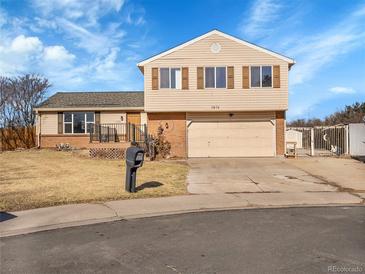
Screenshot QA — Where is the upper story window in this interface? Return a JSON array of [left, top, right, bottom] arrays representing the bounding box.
[[250, 66, 272, 88], [64, 112, 94, 134], [205, 67, 226, 88], [160, 68, 181, 89]]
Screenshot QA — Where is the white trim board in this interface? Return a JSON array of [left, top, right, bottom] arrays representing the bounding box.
[[137, 30, 295, 67]]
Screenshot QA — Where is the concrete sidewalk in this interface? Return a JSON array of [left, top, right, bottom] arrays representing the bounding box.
[[1, 192, 363, 237]]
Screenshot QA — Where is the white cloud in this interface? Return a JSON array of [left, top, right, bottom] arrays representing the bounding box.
[[0, 35, 44, 74], [239, 0, 282, 39], [10, 35, 43, 53], [0, 1, 149, 91], [329, 86, 356, 94], [43, 46, 76, 63], [55, 18, 125, 56], [31, 0, 124, 26], [287, 7, 365, 86]]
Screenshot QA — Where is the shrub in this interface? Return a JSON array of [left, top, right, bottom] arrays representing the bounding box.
[[153, 125, 171, 159]]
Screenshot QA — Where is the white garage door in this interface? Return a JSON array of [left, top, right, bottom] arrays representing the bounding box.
[[188, 120, 275, 157]]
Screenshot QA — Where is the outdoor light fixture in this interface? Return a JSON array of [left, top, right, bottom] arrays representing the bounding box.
[[165, 122, 169, 129], [121, 116, 124, 121]]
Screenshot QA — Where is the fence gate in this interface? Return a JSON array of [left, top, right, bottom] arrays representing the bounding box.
[[286, 125, 348, 156]]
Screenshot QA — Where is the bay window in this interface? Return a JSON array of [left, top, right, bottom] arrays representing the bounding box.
[[160, 68, 181, 89], [205, 67, 226, 88], [250, 66, 272, 88], [64, 112, 95, 134]]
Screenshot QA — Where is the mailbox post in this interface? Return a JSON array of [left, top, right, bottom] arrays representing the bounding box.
[[125, 146, 145, 192]]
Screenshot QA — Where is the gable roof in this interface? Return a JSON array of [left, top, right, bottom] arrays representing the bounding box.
[[36, 91, 144, 110], [137, 29, 295, 67]]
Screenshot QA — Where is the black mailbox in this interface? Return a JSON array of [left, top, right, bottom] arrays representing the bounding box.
[[125, 146, 145, 192]]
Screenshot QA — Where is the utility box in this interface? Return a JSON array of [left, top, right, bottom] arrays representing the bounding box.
[[125, 146, 145, 192]]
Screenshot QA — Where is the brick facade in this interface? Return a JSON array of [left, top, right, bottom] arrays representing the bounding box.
[[147, 113, 187, 158], [40, 135, 130, 149], [275, 111, 286, 155], [40, 135, 90, 148]]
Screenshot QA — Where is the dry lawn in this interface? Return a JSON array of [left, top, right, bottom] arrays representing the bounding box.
[[0, 149, 189, 212]]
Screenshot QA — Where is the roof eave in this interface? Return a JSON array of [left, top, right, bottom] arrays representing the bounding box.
[[34, 106, 145, 112]]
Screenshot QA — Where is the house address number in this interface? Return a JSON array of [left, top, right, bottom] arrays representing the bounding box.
[[211, 105, 220, 110]]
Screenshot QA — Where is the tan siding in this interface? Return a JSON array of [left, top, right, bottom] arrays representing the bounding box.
[[41, 112, 58, 134], [100, 111, 126, 124], [144, 33, 288, 112]]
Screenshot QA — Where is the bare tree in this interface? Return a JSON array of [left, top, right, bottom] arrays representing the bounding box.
[[0, 74, 51, 150], [288, 102, 365, 127]]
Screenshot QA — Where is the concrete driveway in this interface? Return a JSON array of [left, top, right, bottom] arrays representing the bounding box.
[[187, 158, 337, 194]]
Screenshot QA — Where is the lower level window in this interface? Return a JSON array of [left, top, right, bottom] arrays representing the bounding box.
[[64, 112, 94, 134]]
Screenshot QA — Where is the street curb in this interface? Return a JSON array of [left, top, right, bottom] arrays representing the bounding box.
[[1, 203, 364, 238]]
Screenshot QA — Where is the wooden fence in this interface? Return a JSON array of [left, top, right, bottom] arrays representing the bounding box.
[[0, 126, 36, 151]]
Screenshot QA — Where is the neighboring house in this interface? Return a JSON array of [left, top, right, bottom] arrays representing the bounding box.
[[35, 29, 295, 158]]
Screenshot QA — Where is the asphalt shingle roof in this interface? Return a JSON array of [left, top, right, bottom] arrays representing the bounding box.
[[38, 91, 144, 108]]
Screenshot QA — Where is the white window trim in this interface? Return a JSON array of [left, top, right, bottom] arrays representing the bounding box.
[[159, 67, 182, 90], [63, 112, 95, 134], [204, 66, 227, 89], [249, 65, 273, 88]]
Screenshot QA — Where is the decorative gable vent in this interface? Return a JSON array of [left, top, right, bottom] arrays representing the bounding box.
[[210, 42, 221, 53]]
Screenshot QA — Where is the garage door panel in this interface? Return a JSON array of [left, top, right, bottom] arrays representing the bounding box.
[[188, 121, 274, 157]]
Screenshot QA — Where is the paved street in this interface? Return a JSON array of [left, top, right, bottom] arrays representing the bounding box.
[[1, 206, 365, 274]]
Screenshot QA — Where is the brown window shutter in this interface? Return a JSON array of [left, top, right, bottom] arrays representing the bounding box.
[[273, 65, 280, 88], [57, 112, 63, 134], [95, 112, 100, 124], [152, 67, 159, 90], [197, 67, 204, 89], [227, 66, 234, 89], [242, 66, 249, 89], [182, 67, 189, 89]]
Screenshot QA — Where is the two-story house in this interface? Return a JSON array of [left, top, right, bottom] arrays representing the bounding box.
[[35, 30, 295, 158]]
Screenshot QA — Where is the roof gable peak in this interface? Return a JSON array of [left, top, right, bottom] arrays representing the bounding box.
[[137, 29, 295, 67]]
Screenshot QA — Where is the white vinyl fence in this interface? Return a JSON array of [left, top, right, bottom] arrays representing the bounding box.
[[348, 123, 365, 156]]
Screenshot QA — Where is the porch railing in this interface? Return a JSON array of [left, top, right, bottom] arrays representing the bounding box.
[[89, 123, 148, 143]]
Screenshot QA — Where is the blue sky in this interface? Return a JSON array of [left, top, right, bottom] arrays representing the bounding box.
[[0, 0, 364, 121]]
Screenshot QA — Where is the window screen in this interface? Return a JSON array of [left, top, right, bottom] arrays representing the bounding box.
[[251, 66, 260, 87], [160, 68, 169, 88], [262, 66, 272, 87], [205, 67, 215, 88], [216, 67, 226, 88]]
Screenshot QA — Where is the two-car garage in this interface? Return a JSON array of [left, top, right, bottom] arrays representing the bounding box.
[[187, 112, 276, 157]]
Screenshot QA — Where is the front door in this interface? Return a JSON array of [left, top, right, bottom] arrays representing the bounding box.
[[127, 113, 141, 125]]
